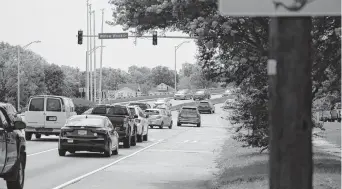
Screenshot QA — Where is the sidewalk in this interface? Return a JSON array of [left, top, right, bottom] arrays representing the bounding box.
[[210, 115, 341, 189]]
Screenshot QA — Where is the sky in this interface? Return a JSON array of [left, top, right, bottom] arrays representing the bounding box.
[[0, 0, 198, 72]]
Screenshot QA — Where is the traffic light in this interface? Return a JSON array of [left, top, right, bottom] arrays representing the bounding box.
[[152, 31, 157, 45], [78, 30, 83, 45]]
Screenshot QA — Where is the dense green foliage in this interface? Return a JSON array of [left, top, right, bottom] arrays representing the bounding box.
[[108, 0, 341, 151]]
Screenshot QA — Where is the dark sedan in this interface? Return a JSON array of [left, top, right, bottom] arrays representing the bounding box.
[[58, 115, 119, 157], [198, 100, 215, 114], [193, 90, 211, 100]]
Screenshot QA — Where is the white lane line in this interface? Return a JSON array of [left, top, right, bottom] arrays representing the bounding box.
[[183, 140, 189, 143], [191, 140, 197, 143], [51, 139, 164, 189], [28, 148, 57, 157]]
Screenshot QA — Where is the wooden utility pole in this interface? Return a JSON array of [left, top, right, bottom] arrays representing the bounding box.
[[268, 16, 313, 189]]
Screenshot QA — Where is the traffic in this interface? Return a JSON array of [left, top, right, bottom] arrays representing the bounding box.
[[0, 90, 224, 189]]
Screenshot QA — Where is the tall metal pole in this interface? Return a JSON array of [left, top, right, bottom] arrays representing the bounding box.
[[99, 9, 104, 104], [174, 47, 177, 92], [17, 47, 20, 111], [93, 10, 97, 103], [89, 5, 93, 102], [86, 0, 90, 100]]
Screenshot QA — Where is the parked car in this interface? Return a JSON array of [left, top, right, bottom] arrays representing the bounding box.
[[145, 108, 173, 129], [128, 105, 149, 142], [174, 89, 193, 100], [222, 97, 237, 109], [24, 95, 77, 140], [193, 89, 211, 100], [127, 102, 152, 111], [198, 100, 215, 114], [0, 104, 27, 189], [154, 98, 172, 108], [177, 106, 201, 127], [58, 115, 119, 157], [90, 105, 136, 148]]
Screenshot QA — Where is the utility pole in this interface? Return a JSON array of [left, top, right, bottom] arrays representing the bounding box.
[[86, 0, 90, 101], [269, 17, 313, 189], [89, 5, 93, 102], [174, 47, 177, 92], [99, 9, 104, 104], [93, 10, 97, 103]]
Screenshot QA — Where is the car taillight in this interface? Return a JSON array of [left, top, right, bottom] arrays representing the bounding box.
[[135, 119, 141, 123]]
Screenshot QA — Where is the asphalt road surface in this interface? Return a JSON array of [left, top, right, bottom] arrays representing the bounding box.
[[0, 95, 226, 189]]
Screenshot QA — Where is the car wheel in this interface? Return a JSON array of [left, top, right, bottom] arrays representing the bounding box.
[[169, 121, 173, 129], [6, 156, 25, 189], [112, 140, 119, 155], [150, 126, 153, 129], [69, 150, 75, 154], [137, 133, 143, 142], [123, 132, 131, 148], [131, 128, 137, 146], [104, 140, 112, 157], [25, 133, 32, 141], [58, 149, 66, 156], [197, 123, 201, 127], [177, 122, 181, 126], [143, 132, 148, 141], [35, 134, 41, 139], [159, 122, 164, 129]]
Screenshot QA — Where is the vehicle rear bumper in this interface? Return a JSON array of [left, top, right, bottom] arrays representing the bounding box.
[[198, 109, 212, 113], [174, 96, 186, 99], [25, 127, 61, 135], [148, 119, 163, 126], [178, 119, 200, 124], [59, 138, 106, 152]]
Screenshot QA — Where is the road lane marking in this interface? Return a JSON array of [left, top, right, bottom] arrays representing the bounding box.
[[146, 149, 214, 154], [51, 139, 164, 189], [28, 148, 58, 157], [183, 140, 189, 143]]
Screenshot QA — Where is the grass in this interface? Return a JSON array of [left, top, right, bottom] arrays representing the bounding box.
[[210, 113, 341, 189]]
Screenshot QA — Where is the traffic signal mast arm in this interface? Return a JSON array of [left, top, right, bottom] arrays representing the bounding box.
[[79, 34, 196, 39]]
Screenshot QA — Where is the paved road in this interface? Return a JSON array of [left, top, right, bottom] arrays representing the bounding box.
[[0, 96, 226, 189]]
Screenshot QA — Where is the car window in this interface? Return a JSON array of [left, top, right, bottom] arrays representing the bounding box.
[[107, 106, 129, 116], [46, 98, 62, 112], [129, 107, 136, 115], [145, 109, 160, 115], [92, 106, 108, 114], [29, 98, 45, 111], [180, 109, 198, 117], [0, 110, 9, 128], [199, 102, 210, 106], [138, 109, 145, 117]]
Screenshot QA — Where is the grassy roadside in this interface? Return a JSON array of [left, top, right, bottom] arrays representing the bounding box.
[[209, 112, 341, 189]]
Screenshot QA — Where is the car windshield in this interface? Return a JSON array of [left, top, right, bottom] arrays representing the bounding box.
[[129, 103, 148, 110], [180, 109, 198, 117], [199, 102, 210, 107], [196, 91, 205, 94], [91, 106, 109, 115], [66, 117, 104, 127], [145, 109, 160, 115]]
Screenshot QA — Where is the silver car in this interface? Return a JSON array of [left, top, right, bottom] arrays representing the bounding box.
[[145, 108, 173, 129], [154, 98, 172, 108]]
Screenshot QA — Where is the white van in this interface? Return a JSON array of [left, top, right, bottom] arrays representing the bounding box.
[[24, 95, 77, 140]]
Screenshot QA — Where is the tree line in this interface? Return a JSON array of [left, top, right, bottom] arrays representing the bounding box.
[[0, 42, 214, 109], [108, 0, 341, 151]]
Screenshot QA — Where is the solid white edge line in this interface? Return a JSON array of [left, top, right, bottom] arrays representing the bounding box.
[[51, 139, 164, 189], [27, 148, 58, 157]]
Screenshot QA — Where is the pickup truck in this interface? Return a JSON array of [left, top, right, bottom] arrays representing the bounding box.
[[90, 105, 137, 148], [0, 103, 27, 189]]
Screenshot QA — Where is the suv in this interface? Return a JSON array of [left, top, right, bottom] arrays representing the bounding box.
[[0, 103, 27, 189], [90, 105, 136, 148], [177, 106, 201, 127]]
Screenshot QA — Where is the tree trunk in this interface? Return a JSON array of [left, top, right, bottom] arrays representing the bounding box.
[[269, 17, 313, 189]]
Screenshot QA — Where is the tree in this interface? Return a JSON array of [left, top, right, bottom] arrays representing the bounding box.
[[44, 64, 65, 96], [60, 65, 82, 97], [150, 66, 177, 87], [179, 62, 194, 77], [128, 65, 151, 84], [178, 76, 192, 90]]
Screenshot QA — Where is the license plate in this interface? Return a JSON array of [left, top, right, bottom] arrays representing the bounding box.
[[67, 139, 73, 143], [78, 130, 87, 135], [47, 116, 57, 121]]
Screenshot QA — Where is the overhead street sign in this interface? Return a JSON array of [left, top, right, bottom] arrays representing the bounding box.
[[98, 33, 128, 39], [219, 0, 341, 16]]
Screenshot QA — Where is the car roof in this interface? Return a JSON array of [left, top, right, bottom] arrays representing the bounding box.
[[199, 100, 210, 103]]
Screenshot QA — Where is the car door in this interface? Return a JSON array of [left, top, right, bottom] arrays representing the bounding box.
[[106, 119, 116, 148], [0, 109, 17, 172], [25, 97, 45, 128], [0, 109, 7, 173], [45, 97, 66, 129]]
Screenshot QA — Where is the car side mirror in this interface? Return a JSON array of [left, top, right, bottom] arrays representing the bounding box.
[[13, 121, 26, 130], [134, 115, 138, 119]]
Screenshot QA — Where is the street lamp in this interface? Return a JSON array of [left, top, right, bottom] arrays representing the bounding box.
[[87, 45, 105, 103], [17, 40, 41, 111], [174, 41, 190, 92]]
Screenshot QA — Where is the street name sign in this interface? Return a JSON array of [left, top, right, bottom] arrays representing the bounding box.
[[98, 33, 129, 39], [219, 0, 341, 16]]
